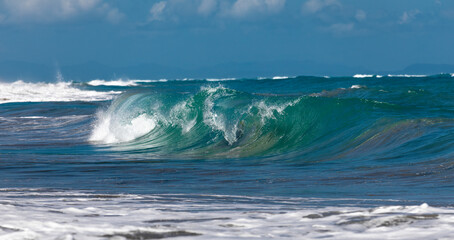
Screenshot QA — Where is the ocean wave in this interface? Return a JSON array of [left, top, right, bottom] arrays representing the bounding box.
[[205, 78, 237, 81], [387, 74, 427, 78], [272, 76, 290, 80], [353, 74, 432, 79], [350, 84, 366, 89], [353, 74, 374, 78], [0, 80, 120, 104], [90, 85, 435, 158], [87, 79, 140, 86], [89, 86, 315, 153], [87, 78, 168, 86], [82, 74, 454, 86]]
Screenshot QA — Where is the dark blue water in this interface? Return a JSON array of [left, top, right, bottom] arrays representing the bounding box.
[[1, 75, 453, 205]]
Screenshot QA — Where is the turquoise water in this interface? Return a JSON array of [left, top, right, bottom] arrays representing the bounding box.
[[0, 75, 453, 238]]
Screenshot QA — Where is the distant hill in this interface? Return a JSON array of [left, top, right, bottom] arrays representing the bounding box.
[[396, 64, 454, 75], [194, 60, 369, 78]]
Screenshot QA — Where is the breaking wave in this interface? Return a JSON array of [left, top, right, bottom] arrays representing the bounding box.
[[0, 80, 119, 104], [87, 78, 168, 86], [89, 85, 452, 159]]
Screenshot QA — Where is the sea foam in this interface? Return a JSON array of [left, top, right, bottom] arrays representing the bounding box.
[[206, 78, 237, 81], [387, 74, 427, 78], [272, 76, 290, 80], [90, 113, 156, 144], [87, 79, 140, 86], [87, 78, 168, 86], [1, 189, 454, 240], [353, 74, 374, 78], [0, 80, 119, 104]]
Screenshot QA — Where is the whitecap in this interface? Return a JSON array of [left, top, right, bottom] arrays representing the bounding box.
[[350, 85, 366, 89], [353, 74, 374, 78], [387, 74, 427, 78], [87, 78, 168, 86], [87, 79, 139, 86], [0, 80, 120, 104], [206, 78, 237, 81], [90, 113, 156, 144], [272, 76, 290, 80]]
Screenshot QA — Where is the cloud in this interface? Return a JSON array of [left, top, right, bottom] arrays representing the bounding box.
[[399, 9, 421, 24], [0, 0, 123, 24], [355, 10, 366, 22], [144, 0, 286, 23], [228, 0, 286, 18], [105, 6, 124, 23], [198, 0, 217, 16], [328, 22, 354, 33], [302, 0, 341, 14], [149, 1, 167, 22]]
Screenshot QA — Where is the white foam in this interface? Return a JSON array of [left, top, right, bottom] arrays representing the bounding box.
[[170, 101, 197, 133], [387, 74, 427, 78], [351, 85, 366, 89], [90, 113, 156, 144], [18, 116, 48, 119], [353, 74, 374, 78], [152, 79, 168, 82], [175, 78, 195, 81], [1, 189, 454, 240], [202, 86, 238, 145], [87, 78, 168, 86], [253, 98, 301, 123], [87, 79, 139, 86], [206, 78, 237, 81], [0, 80, 119, 104], [272, 76, 290, 80], [451, 73, 454, 77]]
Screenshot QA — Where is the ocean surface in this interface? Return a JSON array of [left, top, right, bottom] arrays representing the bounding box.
[[0, 74, 453, 239]]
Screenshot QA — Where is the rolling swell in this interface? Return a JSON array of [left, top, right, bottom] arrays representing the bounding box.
[[87, 85, 451, 160]]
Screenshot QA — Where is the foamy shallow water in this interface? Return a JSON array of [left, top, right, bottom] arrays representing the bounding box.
[[1, 189, 454, 240]]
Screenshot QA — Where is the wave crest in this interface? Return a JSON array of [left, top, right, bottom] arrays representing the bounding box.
[[90, 86, 390, 158], [0, 80, 119, 104]]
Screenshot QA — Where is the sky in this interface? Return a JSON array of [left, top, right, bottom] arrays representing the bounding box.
[[0, 0, 454, 74]]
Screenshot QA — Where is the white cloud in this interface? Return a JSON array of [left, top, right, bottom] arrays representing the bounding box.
[[143, 0, 285, 23], [105, 7, 124, 24], [198, 0, 217, 16], [0, 0, 123, 23], [149, 1, 167, 22], [328, 22, 354, 33], [302, 0, 341, 14], [399, 9, 420, 24], [228, 0, 286, 18], [355, 10, 366, 21]]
